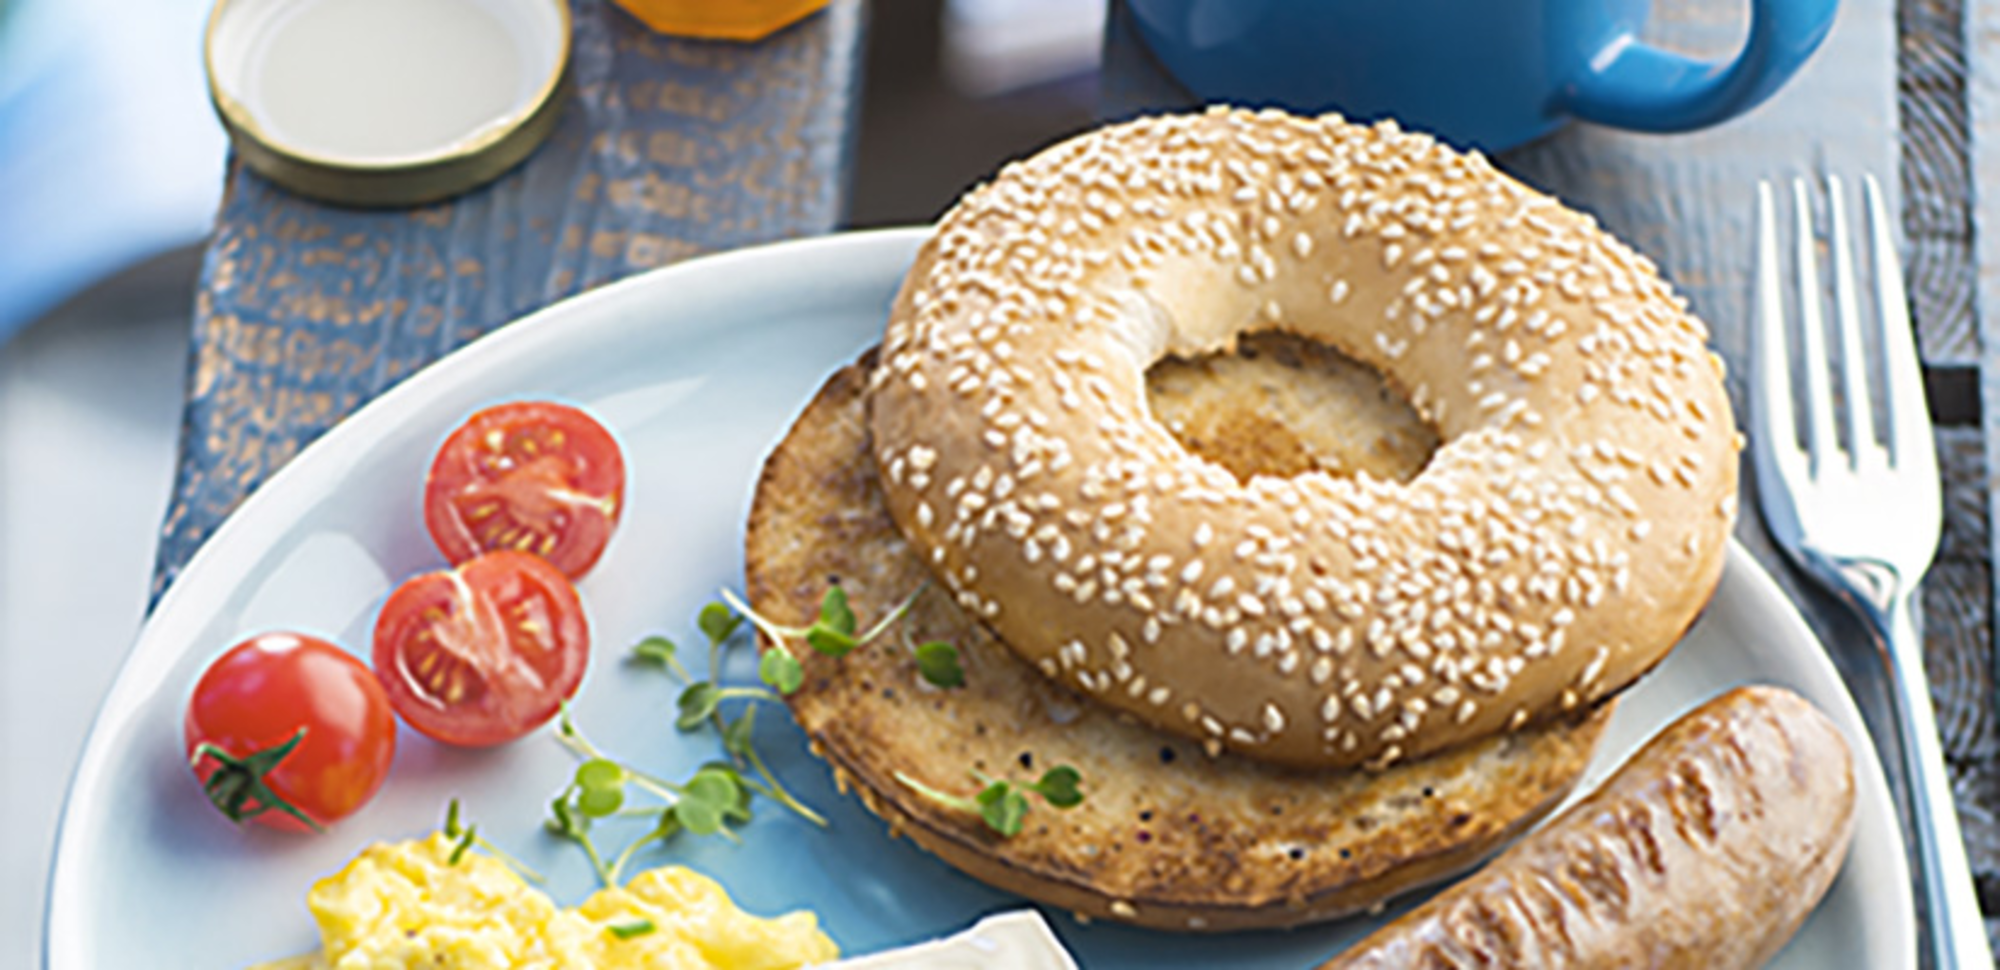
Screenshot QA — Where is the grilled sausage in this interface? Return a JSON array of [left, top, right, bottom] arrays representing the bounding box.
[[1319, 686, 1856, 969]]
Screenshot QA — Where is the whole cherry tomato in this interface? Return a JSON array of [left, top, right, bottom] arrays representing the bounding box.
[[373, 549, 590, 747], [423, 401, 626, 579], [184, 632, 397, 832]]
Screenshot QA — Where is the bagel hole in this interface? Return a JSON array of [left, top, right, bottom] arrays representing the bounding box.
[[1145, 330, 1439, 484]]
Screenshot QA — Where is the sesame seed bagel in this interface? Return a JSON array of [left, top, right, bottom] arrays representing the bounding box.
[[867, 107, 1737, 770], [746, 353, 1611, 931]]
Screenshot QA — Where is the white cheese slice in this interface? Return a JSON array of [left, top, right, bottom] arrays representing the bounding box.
[[816, 910, 1079, 970]]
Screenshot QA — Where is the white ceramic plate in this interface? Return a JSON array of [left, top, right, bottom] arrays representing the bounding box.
[[45, 228, 1913, 969]]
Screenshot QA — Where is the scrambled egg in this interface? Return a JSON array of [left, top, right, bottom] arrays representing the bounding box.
[[252, 833, 837, 969]]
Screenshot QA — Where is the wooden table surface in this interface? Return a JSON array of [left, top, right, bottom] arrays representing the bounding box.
[[149, 0, 863, 599], [154, 0, 1999, 963]]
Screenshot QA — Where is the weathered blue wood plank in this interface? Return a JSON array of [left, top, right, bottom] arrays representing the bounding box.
[[151, 0, 863, 600]]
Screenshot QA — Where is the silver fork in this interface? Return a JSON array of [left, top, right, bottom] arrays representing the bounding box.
[[1752, 175, 1989, 969]]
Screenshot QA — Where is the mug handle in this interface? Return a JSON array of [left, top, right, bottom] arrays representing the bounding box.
[[1558, 0, 1839, 133]]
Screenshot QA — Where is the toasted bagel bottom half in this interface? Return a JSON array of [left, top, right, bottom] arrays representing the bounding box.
[[744, 346, 1613, 932]]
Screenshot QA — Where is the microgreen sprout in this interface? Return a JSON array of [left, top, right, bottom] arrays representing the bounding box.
[[895, 766, 1086, 838], [550, 585, 968, 885], [548, 709, 763, 887], [914, 638, 966, 689], [719, 583, 965, 690], [447, 822, 476, 866], [629, 635, 691, 681], [660, 599, 824, 825], [759, 648, 804, 694], [674, 681, 781, 731], [608, 919, 657, 940], [440, 798, 542, 881]]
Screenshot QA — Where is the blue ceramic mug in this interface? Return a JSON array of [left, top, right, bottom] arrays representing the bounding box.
[[1124, 0, 1839, 151]]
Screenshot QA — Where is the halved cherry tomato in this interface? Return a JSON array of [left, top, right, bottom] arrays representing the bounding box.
[[184, 632, 396, 833], [373, 549, 590, 747], [423, 401, 625, 579]]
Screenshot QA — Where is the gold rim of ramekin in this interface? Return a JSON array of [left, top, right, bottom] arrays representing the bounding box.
[[203, 0, 573, 207]]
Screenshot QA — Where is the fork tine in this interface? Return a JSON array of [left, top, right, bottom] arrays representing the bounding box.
[[1757, 175, 1981, 970], [1791, 179, 1838, 472], [1753, 182, 1810, 494], [1863, 174, 1936, 477], [1825, 175, 1885, 470]]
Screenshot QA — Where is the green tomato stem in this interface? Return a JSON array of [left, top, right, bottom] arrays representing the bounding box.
[[189, 730, 326, 834]]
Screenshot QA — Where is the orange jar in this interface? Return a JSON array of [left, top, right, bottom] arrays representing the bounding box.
[[611, 0, 830, 40]]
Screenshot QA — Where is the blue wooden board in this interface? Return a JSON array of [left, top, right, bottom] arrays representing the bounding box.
[[151, 0, 863, 600]]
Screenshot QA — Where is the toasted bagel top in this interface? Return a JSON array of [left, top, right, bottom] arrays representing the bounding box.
[[867, 107, 1736, 769]]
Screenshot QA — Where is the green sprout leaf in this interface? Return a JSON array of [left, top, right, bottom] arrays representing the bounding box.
[[975, 782, 1030, 837], [700, 764, 755, 824], [819, 585, 857, 636], [804, 625, 856, 656], [675, 682, 722, 730], [698, 602, 743, 646], [721, 707, 757, 760], [447, 822, 478, 865], [756, 648, 804, 692], [915, 641, 965, 688], [672, 768, 744, 837], [576, 760, 628, 812], [440, 801, 543, 881], [759, 648, 804, 694], [548, 792, 583, 837], [651, 807, 684, 841], [896, 764, 1084, 839], [608, 918, 656, 940], [576, 785, 623, 818], [576, 757, 625, 792], [1032, 766, 1083, 808], [631, 635, 677, 665], [689, 766, 744, 808], [630, 635, 690, 680], [669, 800, 719, 837]]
